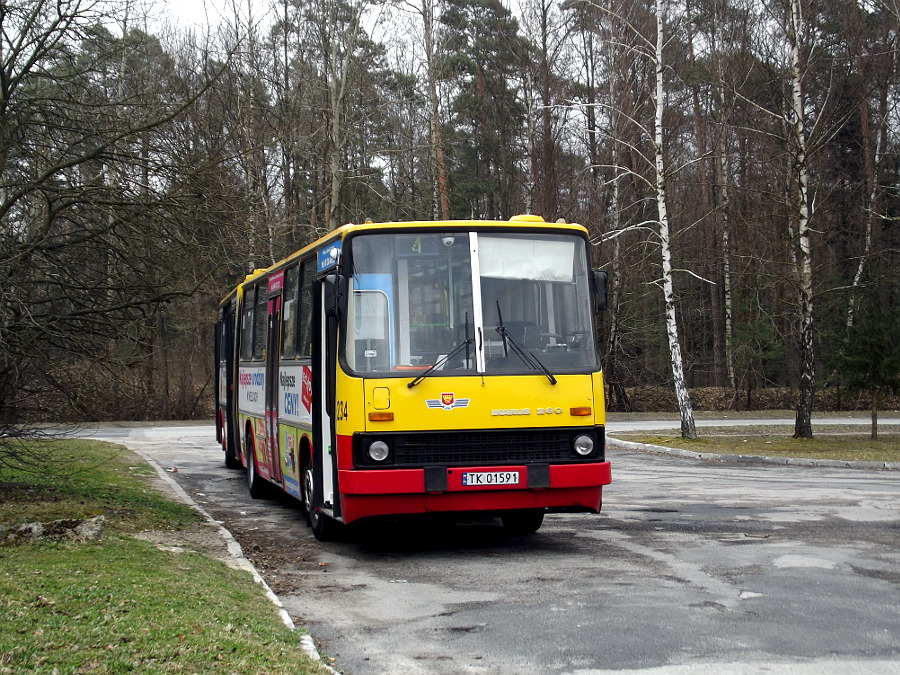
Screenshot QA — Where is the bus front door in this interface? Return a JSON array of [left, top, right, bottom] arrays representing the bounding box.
[[308, 275, 341, 540]]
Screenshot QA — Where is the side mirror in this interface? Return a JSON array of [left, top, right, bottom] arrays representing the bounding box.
[[593, 270, 608, 312], [323, 273, 346, 318]]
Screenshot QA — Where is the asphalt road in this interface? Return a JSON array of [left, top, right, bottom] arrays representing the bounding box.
[[81, 424, 900, 675]]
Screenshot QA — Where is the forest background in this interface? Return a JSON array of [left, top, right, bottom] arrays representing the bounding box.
[[1, 0, 898, 442]]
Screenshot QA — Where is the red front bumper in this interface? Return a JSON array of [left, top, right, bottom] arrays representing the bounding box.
[[337, 461, 611, 524]]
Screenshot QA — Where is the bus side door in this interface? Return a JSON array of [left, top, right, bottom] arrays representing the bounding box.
[[265, 275, 284, 487]]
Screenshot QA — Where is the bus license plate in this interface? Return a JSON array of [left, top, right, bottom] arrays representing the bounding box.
[[461, 471, 520, 487]]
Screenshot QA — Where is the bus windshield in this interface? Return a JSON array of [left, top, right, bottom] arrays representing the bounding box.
[[345, 231, 597, 377]]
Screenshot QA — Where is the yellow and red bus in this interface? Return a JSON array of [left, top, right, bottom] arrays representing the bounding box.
[[214, 215, 611, 540]]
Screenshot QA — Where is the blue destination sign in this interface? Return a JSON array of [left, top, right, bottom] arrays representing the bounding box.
[[318, 241, 342, 272]]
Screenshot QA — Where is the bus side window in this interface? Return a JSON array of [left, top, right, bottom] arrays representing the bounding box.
[[281, 266, 300, 359], [298, 261, 314, 360], [239, 287, 255, 362], [253, 284, 267, 361]]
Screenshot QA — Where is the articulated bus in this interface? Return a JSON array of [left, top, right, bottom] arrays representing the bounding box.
[[214, 215, 611, 540]]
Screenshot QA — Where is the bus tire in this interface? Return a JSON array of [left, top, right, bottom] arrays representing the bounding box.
[[302, 461, 314, 526], [246, 435, 267, 499], [304, 464, 341, 542], [501, 509, 544, 535]]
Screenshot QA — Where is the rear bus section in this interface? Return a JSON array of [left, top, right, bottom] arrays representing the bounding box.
[[215, 292, 242, 470]]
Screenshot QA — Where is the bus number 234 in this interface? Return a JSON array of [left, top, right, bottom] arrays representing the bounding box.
[[336, 400, 348, 421]]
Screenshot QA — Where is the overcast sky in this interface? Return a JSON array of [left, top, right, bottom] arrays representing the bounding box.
[[162, 0, 223, 26]]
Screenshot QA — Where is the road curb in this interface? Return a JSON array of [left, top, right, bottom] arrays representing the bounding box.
[[128, 446, 339, 674], [607, 437, 900, 471]]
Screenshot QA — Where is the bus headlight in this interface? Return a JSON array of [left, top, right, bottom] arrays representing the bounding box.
[[368, 440, 390, 462], [573, 434, 594, 456]]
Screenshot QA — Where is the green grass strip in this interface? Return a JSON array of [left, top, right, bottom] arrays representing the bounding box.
[[618, 433, 900, 463], [0, 538, 324, 673], [0, 439, 328, 674], [0, 439, 200, 532]]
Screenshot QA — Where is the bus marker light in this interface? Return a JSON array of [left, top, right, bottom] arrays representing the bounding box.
[[570, 407, 592, 416], [368, 412, 394, 422]]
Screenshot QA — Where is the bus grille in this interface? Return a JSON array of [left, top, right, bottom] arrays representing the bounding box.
[[392, 430, 572, 466]]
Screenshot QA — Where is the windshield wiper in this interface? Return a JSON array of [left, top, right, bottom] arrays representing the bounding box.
[[407, 338, 474, 388], [408, 314, 474, 388], [495, 301, 557, 385]]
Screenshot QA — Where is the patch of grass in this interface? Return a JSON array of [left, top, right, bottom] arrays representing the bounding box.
[[0, 538, 326, 674], [621, 433, 900, 463], [0, 440, 200, 532], [0, 440, 329, 674], [606, 410, 895, 422]]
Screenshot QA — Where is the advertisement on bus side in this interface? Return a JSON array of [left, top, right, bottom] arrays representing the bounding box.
[[279, 364, 312, 427], [238, 366, 265, 416]]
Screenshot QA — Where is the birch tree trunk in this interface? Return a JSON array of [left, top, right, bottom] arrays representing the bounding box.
[[789, 0, 815, 439], [654, 0, 696, 439]]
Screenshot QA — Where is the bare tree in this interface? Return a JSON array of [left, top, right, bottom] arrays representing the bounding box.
[[584, 0, 697, 436], [0, 0, 225, 446], [786, 0, 815, 438], [421, 0, 452, 219], [845, 0, 896, 335], [652, 0, 696, 438], [391, 0, 452, 219], [314, 0, 370, 229], [519, 0, 573, 221]]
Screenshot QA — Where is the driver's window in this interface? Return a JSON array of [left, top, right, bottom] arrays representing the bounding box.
[[351, 290, 390, 371]]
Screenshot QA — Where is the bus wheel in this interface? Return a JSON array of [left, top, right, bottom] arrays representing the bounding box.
[[501, 509, 544, 535], [301, 462, 314, 526], [246, 438, 267, 499], [304, 464, 341, 542]]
